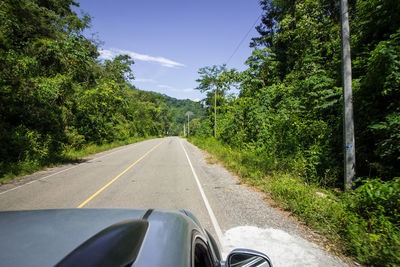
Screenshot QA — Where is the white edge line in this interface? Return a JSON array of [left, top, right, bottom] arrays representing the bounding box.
[[179, 139, 224, 244], [0, 164, 80, 195], [0, 142, 142, 196]]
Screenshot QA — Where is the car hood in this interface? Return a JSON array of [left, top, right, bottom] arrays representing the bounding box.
[[0, 208, 201, 267]]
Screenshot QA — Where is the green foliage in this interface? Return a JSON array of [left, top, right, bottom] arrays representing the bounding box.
[[342, 178, 400, 265], [0, 0, 194, 179], [196, 65, 228, 94], [194, 0, 399, 182], [192, 0, 400, 264], [161, 95, 204, 136], [194, 65, 240, 137], [355, 30, 400, 178], [348, 178, 400, 227], [190, 137, 400, 266]]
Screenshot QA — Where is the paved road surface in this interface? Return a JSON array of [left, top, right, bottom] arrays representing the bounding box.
[[0, 137, 350, 266]]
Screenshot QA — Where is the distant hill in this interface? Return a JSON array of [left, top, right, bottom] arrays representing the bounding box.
[[130, 86, 205, 136]]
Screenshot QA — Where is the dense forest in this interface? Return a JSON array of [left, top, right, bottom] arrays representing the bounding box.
[[190, 0, 399, 265], [126, 88, 204, 136], [162, 95, 204, 136], [0, 0, 198, 179]]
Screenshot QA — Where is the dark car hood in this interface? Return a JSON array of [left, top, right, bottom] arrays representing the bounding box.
[[0, 208, 200, 267]]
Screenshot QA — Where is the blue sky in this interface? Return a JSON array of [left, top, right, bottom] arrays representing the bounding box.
[[74, 0, 261, 101]]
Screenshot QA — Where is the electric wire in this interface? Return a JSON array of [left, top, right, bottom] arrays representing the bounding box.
[[225, 14, 262, 65]]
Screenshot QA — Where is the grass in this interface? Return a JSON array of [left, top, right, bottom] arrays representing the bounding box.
[[63, 136, 152, 159], [0, 136, 154, 184], [188, 136, 400, 266]]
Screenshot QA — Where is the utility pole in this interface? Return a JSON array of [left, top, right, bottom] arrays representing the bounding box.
[[183, 123, 186, 137], [340, 0, 356, 190], [214, 89, 217, 138], [185, 111, 194, 137]]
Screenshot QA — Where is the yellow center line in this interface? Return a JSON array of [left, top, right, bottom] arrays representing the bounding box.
[[77, 141, 163, 208]]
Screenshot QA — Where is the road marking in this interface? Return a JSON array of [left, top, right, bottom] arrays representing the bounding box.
[[77, 141, 163, 208], [0, 142, 143, 196], [0, 164, 81, 196], [179, 139, 224, 245]]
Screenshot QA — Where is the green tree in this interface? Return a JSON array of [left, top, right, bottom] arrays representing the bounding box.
[[195, 65, 238, 138], [0, 0, 180, 178], [196, 65, 227, 138]]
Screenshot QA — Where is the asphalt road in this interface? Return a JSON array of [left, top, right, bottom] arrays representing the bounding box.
[[0, 137, 350, 266]]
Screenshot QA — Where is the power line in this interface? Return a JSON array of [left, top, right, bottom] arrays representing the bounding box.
[[225, 14, 262, 65]]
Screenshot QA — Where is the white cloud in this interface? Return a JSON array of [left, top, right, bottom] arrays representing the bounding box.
[[134, 78, 157, 83], [157, 85, 195, 93], [157, 84, 176, 90], [99, 49, 115, 60], [99, 48, 185, 68]]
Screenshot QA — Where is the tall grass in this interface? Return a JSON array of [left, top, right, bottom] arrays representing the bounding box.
[[189, 136, 400, 266]]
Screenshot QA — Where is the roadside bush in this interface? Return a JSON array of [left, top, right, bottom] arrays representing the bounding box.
[[188, 137, 400, 266], [341, 178, 400, 265], [348, 178, 400, 225]]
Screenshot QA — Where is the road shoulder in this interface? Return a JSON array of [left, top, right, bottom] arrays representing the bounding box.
[[182, 138, 355, 266]]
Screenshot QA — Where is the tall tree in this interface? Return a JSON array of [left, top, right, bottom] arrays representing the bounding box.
[[195, 65, 227, 138], [0, 0, 178, 178]]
